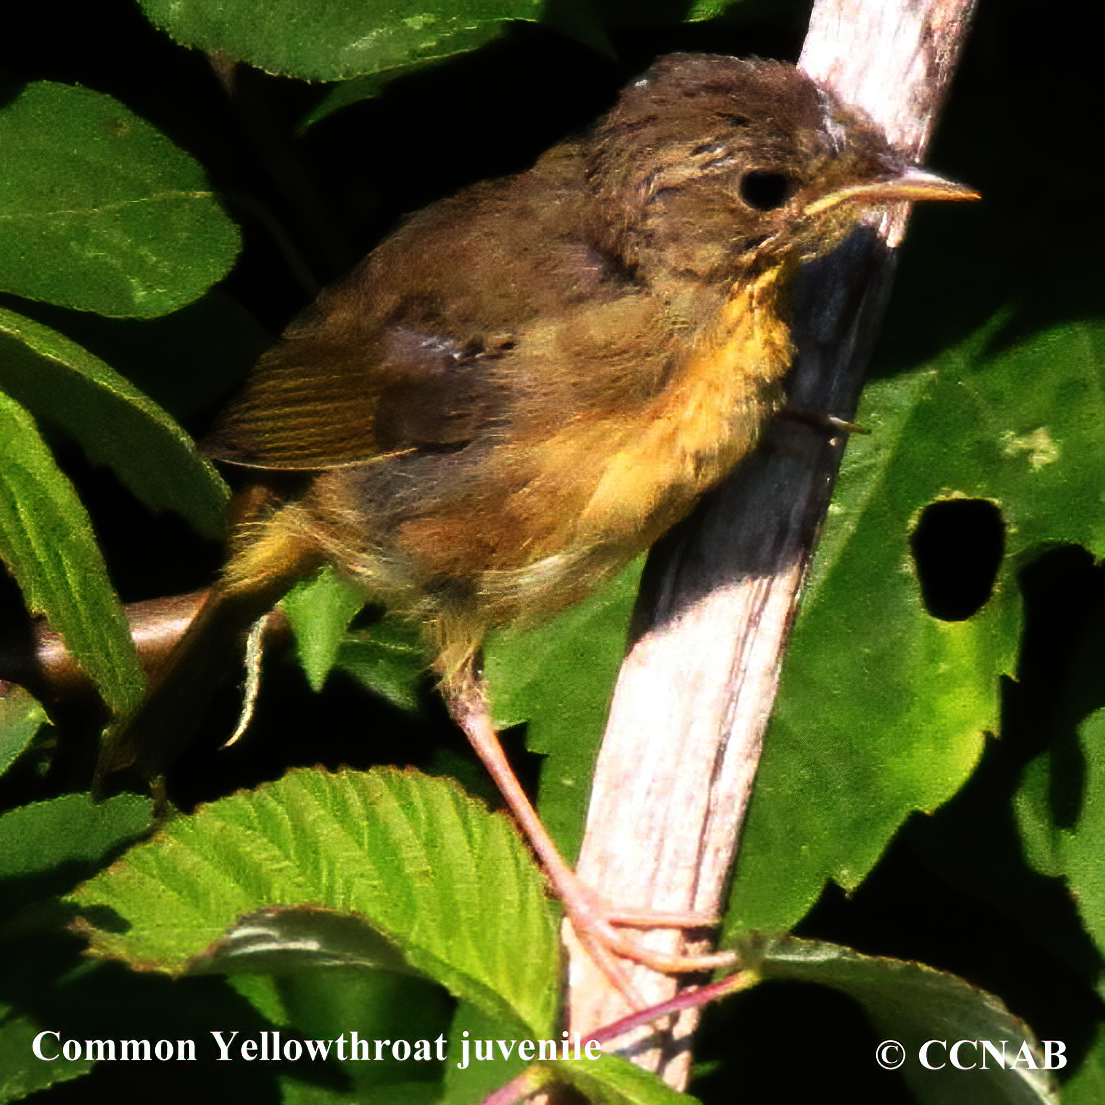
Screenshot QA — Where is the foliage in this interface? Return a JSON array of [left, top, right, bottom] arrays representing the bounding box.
[[0, 0, 1102, 1103]]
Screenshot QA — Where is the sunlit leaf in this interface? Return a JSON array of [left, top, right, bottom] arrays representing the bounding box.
[[283, 566, 367, 692], [0, 394, 144, 715], [729, 314, 1105, 937], [72, 768, 558, 1037], [1060, 1020, 1105, 1105]]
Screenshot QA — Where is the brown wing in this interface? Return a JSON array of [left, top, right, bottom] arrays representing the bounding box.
[[201, 304, 503, 470], [204, 187, 550, 469], [202, 145, 635, 471], [202, 320, 381, 469]]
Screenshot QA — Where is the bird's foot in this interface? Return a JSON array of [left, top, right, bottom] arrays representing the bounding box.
[[445, 664, 733, 1007]]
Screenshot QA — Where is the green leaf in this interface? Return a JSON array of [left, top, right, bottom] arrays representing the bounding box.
[[283, 1080, 443, 1105], [0, 394, 144, 716], [272, 967, 452, 1094], [0, 1013, 93, 1104], [301, 74, 391, 130], [442, 1001, 529, 1105], [0, 792, 153, 882], [139, 0, 543, 81], [594, 0, 768, 28], [0, 307, 229, 538], [72, 767, 559, 1037], [484, 556, 644, 864], [683, 0, 744, 17], [283, 566, 367, 692], [0, 686, 49, 778], [537, 0, 615, 58], [283, 567, 431, 711], [1061, 1020, 1105, 1105], [0, 82, 239, 318], [194, 906, 417, 976], [281, 1079, 443, 1105], [557, 1052, 701, 1105], [728, 313, 1105, 937], [1015, 709, 1105, 972], [0, 942, 276, 1104], [742, 935, 1061, 1105], [6, 289, 271, 420], [334, 618, 430, 715], [227, 973, 287, 1027], [224, 923, 454, 1101]]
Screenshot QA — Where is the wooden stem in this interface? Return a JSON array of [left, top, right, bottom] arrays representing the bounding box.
[[566, 0, 978, 1087]]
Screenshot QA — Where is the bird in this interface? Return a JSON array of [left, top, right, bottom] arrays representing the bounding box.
[[97, 52, 977, 988]]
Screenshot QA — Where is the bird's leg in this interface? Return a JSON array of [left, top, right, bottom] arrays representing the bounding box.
[[444, 661, 736, 1004]]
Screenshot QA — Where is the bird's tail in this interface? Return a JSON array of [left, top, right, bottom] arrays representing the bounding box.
[[94, 496, 323, 790]]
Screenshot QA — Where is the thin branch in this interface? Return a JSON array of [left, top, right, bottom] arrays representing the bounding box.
[[0, 591, 291, 712]]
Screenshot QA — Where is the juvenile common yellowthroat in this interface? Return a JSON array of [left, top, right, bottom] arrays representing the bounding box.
[[98, 53, 976, 978]]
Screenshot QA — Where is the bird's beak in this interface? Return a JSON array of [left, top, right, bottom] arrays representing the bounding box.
[[804, 167, 980, 217]]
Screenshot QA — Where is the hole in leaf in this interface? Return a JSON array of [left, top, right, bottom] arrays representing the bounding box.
[[911, 499, 1004, 621]]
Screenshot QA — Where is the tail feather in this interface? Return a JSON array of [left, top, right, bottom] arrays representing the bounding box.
[[95, 518, 323, 790]]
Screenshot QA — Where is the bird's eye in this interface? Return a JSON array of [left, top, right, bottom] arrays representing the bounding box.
[[739, 169, 790, 211]]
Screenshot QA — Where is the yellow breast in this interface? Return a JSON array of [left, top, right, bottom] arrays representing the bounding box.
[[572, 262, 795, 544]]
